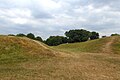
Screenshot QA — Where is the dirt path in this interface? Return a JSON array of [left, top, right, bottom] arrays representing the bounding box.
[[102, 37, 115, 53], [33, 36, 116, 57]]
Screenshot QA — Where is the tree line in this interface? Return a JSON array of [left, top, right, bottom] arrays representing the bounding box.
[[8, 29, 99, 46], [8, 29, 119, 46], [45, 29, 99, 46], [8, 33, 43, 42]]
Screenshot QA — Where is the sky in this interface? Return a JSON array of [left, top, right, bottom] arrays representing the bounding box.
[[0, 0, 120, 39]]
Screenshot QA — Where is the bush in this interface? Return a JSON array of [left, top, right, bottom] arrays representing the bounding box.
[[90, 32, 99, 40], [8, 34, 15, 36], [45, 36, 67, 46], [111, 33, 120, 36], [35, 36, 43, 42], [26, 33, 35, 39], [65, 29, 91, 43], [16, 33, 26, 37]]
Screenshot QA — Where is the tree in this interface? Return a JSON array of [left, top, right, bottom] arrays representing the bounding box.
[[65, 29, 90, 43], [16, 33, 26, 37], [90, 32, 99, 40], [45, 36, 68, 46], [62, 37, 68, 43], [35, 36, 43, 42], [102, 36, 107, 38], [8, 34, 15, 36], [26, 33, 35, 39], [111, 33, 120, 36]]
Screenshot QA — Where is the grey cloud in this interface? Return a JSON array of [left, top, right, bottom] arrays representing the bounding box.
[[0, 0, 53, 19], [31, 8, 53, 19], [0, 0, 120, 38]]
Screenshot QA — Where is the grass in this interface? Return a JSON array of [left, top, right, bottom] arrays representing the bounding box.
[[0, 36, 120, 80], [0, 54, 119, 80], [112, 36, 120, 54], [0, 36, 55, 64], [52, 37, 111, 53], [0, 36, 57, 79]]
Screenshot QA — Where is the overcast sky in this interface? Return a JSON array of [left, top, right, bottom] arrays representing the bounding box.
[[0, 0, 120, 39]]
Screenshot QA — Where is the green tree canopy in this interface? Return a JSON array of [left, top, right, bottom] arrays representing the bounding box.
[[35, 36, 43, 42], [26, 33, 35, 39], [45, 36, 67, 46], [90, 32, 99, 40], [8, 34, 15, 36], [16, 33, 26, 37], [111, 33, 120, 36], [65, 29, 91, 43]]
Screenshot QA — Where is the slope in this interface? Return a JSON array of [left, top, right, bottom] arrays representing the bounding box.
[[53, 36, 119, 54], [112, 36, 120, 54], [0, 36, 120, 80], [0, 36, 55, 64]]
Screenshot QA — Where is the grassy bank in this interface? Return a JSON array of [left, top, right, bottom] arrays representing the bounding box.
[[52, 37, 111, 53]]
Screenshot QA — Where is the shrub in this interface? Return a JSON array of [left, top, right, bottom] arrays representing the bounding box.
[[26, 33, 35, 39]]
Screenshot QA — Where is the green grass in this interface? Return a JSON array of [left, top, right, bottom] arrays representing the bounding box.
[[53, 37, 111, 53], [112, 36, 120, 54]]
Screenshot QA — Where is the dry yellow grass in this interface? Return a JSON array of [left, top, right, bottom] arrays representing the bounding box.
[[0, 36, 55, 56], [0, 36, 120, 80], [0, 53, 119, 80]]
